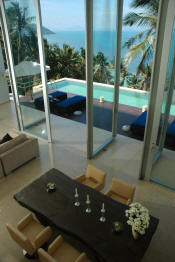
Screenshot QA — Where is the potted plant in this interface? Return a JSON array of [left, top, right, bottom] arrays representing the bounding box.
[[125, 202, 150, 239]]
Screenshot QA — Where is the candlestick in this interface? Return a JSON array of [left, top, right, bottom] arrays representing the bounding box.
[[74, 187, 80, 206], [100, 203, 106, 222], [86, 194, 91, 213]]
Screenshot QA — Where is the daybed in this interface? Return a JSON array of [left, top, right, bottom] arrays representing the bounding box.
[[34, 91, 67, 112], [54, 95, 86, 115], [131, 111, 175, 146], [166, 119, 175, 146], [130, 110, 147, 137]]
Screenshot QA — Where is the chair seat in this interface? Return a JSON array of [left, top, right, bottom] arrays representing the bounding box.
[[21, 220, 44, 243], [109, 192, 129, 205], [53, 242, 81, 262], [82, 177, 98, 189]]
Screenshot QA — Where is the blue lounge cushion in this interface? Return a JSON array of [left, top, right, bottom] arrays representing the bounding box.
[[35, 96, 44, 102], [48, 91, 66, 99], [132, 110, 147, 127], [56, 95, 86, 108], [167, 119, 175, 136], [35, 91, 66, 102]]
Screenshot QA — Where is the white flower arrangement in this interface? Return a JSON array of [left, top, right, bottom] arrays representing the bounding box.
[[125, 202, 150, 235]]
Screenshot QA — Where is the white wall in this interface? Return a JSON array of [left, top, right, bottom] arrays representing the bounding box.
[[0, 44, 9, 104]]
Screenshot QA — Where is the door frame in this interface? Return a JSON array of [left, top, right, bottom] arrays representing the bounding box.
[[139, 0, 175, 180]]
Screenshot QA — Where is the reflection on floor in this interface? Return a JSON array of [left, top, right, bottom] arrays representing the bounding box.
[[151, 150, 175, 189], [0, 101, 175, 262]]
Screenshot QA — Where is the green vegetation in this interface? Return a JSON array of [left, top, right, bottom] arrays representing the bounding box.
[[122, 0, 159, 90], [0, 0, 159, 93]]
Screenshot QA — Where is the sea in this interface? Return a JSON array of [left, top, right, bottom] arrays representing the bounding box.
[[45, 30, 142, 74]]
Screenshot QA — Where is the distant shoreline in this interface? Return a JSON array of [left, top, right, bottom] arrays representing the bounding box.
[[45, 29, 141, 74]]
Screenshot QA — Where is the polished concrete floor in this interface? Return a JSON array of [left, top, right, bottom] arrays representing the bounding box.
[[0, 101, 175, 262]]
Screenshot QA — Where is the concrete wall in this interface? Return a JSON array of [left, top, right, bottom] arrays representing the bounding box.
[[0, 44, 9, 104]]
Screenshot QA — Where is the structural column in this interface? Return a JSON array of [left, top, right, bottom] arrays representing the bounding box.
[[0, 44, 9, 104]]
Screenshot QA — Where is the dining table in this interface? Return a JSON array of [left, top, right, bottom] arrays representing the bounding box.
[[14, 168, 159, 262]]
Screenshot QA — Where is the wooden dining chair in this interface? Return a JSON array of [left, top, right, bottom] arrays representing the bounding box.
[[105, 178, 136, 205], [38, 235, 89, 262], [6, 213, 52, 258], [75, 164, 106, 191]]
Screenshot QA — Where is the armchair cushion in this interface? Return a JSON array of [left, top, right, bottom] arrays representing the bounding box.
[[0, 133, 13, 144], [106, 190, 130, 205], [17, 213, 33, 231], [82, 177, 98, 189], [35, 226, 52, 249], [75, 174, 86, 183], [48, 235, 63, 255], [53, 240, 80, 261], [86, 164, 106, 184], [76, 252, 88, 262], [75, 165, 106, 191], [6, 213, 52, 256], [0, 136, 39, 175], [38, 248, 56, 262], [111, 178, 135, 201], [6, 224, 36, 256], [0, 134, 27, 154]]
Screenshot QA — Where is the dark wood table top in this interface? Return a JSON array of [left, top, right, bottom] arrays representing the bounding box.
[[14, 168, 159, 262]]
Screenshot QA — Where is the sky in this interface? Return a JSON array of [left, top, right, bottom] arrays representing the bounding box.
[[40, 0, 141, 32]]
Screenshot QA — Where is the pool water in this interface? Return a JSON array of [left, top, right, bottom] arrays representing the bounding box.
[[50, 80, 175, 115]]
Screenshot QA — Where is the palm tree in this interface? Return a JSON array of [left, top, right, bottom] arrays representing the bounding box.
[[127, 74, 141, 89], [93, 52, 112, 84], [57, 44, 82, 79], [139, 64, 152, 90], [5, 2, 37, 64], [120, 60, 130, 86], [123, 0, 159, 74], [78, 47, 86, 80]]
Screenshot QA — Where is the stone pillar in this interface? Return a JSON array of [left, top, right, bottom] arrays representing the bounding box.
[[0, 44, 9, 104]]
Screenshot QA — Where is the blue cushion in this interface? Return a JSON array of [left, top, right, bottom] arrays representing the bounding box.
[[167, 119, 175, 136], [56, 96, 86, 108], [49, 91, 66, 98], [35, 96, 44, 102], [35, 91, 66, 102], [132, 111, 147, 127]]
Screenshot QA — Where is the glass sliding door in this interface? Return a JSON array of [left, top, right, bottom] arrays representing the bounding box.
[[1, 0, 50, 140], [92, 0, 116, 153], [140, 0, 175, 186], [153, 19, 175, 163], [150, 17, 175, 189]]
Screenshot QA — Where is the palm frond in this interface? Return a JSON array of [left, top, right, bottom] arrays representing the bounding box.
[[124, 38, 149, 66], [123, 30, 151, 49], [123, 12, 157, 28], [130, 0, 159, 13]]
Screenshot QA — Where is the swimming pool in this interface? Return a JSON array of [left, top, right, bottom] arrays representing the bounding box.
[[50, 79, 148, 108], [49, 79, 175, 115]]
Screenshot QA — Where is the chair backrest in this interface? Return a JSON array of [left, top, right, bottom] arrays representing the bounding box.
[[111, 178, 136, 201], [6, 224, 36, 256], [86, 164, 106, 184], [38, 248, 56, 262]]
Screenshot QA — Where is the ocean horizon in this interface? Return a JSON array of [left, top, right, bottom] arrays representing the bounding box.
[[45, 30, 142, 74]]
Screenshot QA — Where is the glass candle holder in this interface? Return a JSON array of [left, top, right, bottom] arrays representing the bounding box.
[[99, 203, 106, 222], [85, 194, 91, 213], [74, 188, 80, 206]]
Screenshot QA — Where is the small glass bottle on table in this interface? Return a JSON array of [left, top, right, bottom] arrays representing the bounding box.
[[99, 203, 106, 222], [85, 194, 91, 213], [74, 187, 80, 206]]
